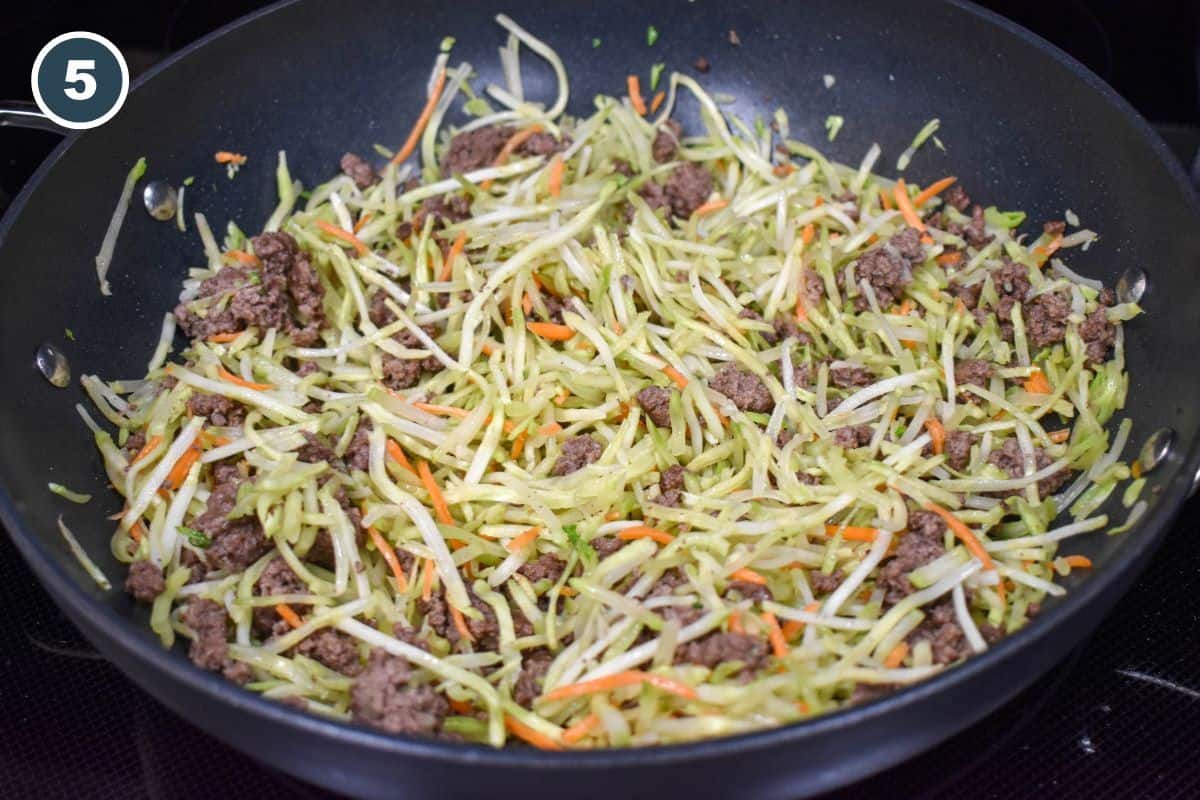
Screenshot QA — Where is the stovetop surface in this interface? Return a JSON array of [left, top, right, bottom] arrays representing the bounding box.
[[2, 1, 1200, 797]]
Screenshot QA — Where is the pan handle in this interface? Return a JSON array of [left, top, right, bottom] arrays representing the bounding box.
[[0, 101, 68, 135]]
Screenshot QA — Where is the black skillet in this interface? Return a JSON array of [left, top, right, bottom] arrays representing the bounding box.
[[1, 1, 1199, 797]]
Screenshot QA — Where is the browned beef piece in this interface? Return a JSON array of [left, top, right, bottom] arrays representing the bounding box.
[[877, 511, 947, 605], [518, 553, 567, 583], [978, 622, 1006, 645], [1098, 287, 1115, 306], [648, 568, 688, 597], [253, 556, 306, 637], [800, 268, 826, 309], [345, 418, 372, 473], [123, 431, 146, 459], [193, 463, 269, 573], [906, 599, 969, 664], [852, 228, 921, 309], [340, 152, 380, 189], [944, 429, 979, 471], [187, 394, 246, 428], [832, 424, 874, 449], [612, 158, 635, 177], [1078, 307, 1116, 364], [636, 385, 673, 428], [675, 632, 769, 676], [954, 359, 993, 387], [809, 569, 843, 595], [637, 180, 669, 214], [963, 205, 992, 248], [829, 363, 874, 388], [727, 580, 771, 603], [551, 436, 602, 476], [992, 260, 1031, 307], [987, 438, 1071, 497], [368, 293, 444, 388], [441, 125, 512, 176], [658, 464, 686, 507], [180, 548, 208, 584], [1043, 220, 1066, 237], [694, 56, 711, 73], [181, 598, 252, 684], [949, 280, 982, 311], [796, 470, 820, 485], [124, 560, 164, 603], [539, 293, 570, 324], [663, 162, 714, 219], [413, 194, 472, 232], [943, 185, 971, 212], [381, 356, 424, 390], [1025, 290, 1072, 349], [518, 131, 569, 156], [351, 649, 448, 736], [652, 119, 683, 163], [255, 231, 327, 347], [296, 628, 362, 675], [591, 536, 625, 557], [771, 314, 812, 345], [513, 648, 555, 707], [296, 431, 336, 464], [709, 363, 773, 412], [420, 589, 505, 650]]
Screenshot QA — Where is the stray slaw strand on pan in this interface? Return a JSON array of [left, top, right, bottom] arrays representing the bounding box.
[[77, 16, 1143, 748]]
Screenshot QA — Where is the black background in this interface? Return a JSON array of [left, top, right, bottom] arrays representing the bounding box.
[[1, 2, 1199, 798]]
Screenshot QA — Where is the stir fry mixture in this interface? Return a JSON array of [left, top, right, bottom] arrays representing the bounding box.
[[78, 17, 1145, 748]]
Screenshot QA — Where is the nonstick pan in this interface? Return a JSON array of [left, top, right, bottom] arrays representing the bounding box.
[[2, 1, 1199, 797]]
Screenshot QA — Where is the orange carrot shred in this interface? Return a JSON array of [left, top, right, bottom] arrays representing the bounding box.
[[925, 418, 946, 456], [760, 612, 789, 658], [884, 641, 910, 668], [505, 715, 563, 750], [417, 460, 453, 526], [1064, 555, 1093, 569], [729, 567, 767, 585], [936, 251, 963, 267], [223, 249, 261, 266], [692, 198, 728, 217], [1024, 369, 1052, 395], [421, 558, 435, 601], [822, 524, 879, 542], [385, 439, 418, 475], [391, 68, 447, 165], [561, 713, 602, 745], [1049, 428, 1071, 444], [214, 151, 247, 165], [448, 698, 474, 715], [617, 526, 675, 545], [801, 223, 815, 245], [773, 163, 797, 177], [780, 619, 804, 640], [522, 292, 534, 316], [547, 155, 565, 198], [481, 124, 546, 189], [353, 212, 373, 234], [627, 75, 647, 115], [439, 231, 467, 282], [314, 219, 369, 256], [912, 176, 957, 208], [527, 321, 575, 341], [1034, 234, 1064, 266], [506, 526, 541, 553], [449, 604, 474, 643], [892, 179, 925, 232], [275, 603, 303, 629], [538, 422, 563, 437], [367, 525, 410, 592], [165, 447, 201, 490], [542, 670, 697, 703], [649, 90, 667, 113], [922, 502, 997, 573], [130, 435, 163, 466], [662, 365, 689, 390], [728, 609, 744, 634], [216, 366, 273, 391], [510, 431, 529, 460], [206, 331, 244, 343], [879, 188, 894, 210]]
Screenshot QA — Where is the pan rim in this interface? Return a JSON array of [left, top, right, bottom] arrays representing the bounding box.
[[1, 0, 1198, 777]]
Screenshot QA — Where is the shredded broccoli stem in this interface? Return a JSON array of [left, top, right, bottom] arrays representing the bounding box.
[[83, 17, 1143, 750]]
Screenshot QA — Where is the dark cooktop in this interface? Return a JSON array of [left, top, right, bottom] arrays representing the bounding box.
[[2, 2, 1200, 798]]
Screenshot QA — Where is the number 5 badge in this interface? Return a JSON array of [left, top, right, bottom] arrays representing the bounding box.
[[31, 32, 130, 130]]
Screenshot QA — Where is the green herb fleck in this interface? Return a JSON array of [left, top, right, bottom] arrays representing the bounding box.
[[592, 37, 602, 48], [565, 524, 596, 565], [647, 25, 659, 46], [179, 526, 211, 548], [649, 62, 666, 91], [64, 328, 75, 341], [984, 207, 1026, 229], [247, 271, 261, 286], [440, 36, 456, 52], [183, 176, 195, 186], [825, 114, 845, 142]]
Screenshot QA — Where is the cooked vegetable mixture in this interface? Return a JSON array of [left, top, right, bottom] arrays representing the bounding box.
[[80, 15, 1143, 748]]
